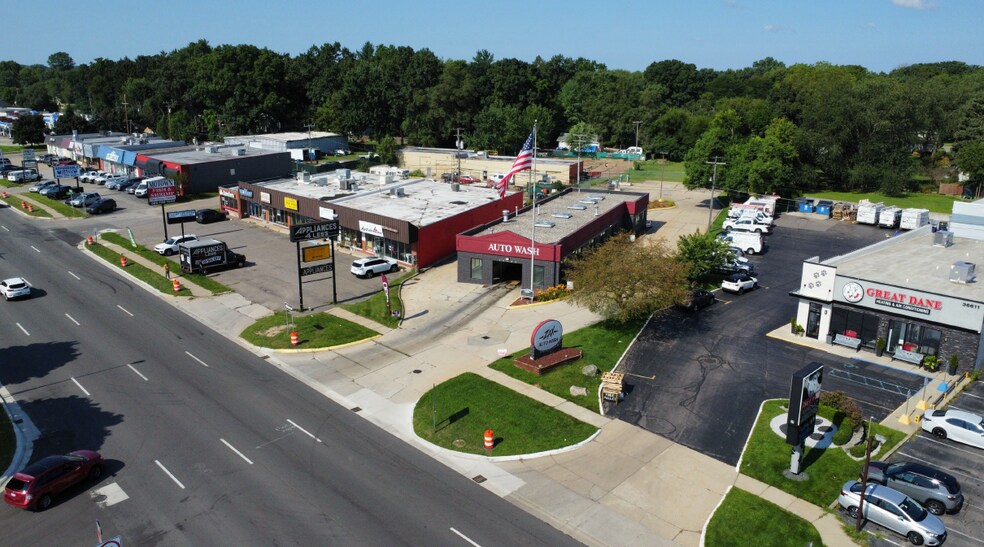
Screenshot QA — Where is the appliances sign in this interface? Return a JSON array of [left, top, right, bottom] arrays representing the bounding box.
[[530, 319, 563, 360]]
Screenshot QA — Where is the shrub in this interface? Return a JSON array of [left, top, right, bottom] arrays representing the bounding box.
[[534, 284, 570, 302], [820, 391, 863, 433]]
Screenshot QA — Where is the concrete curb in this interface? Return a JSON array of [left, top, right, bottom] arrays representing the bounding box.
[[0, 385, 41, 484], [410, 427, 603, 463]]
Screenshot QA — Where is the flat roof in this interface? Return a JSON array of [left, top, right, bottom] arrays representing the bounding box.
[[827, 227, 984, 301], [472, 189, 644, 244], [225, 131, 340, 142], [255, 174, 505, 227], [149, 146, 284, 165], [401, 146, 577, 166]]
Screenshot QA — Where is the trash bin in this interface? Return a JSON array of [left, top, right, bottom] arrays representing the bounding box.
[[826, 333, 834, 345]]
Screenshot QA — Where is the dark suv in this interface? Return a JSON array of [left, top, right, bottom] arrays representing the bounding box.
[[862, 461, 963, 515]]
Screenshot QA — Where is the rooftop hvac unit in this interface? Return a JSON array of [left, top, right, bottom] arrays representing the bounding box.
[[337, 168, 351, 179], [950, 261, 976, 283], [397, 187, 405, 197], [235, 148, 246, 156], [207, 146, 219, 153], [451, 182, 460, 192], [933, 230, 953, 247]]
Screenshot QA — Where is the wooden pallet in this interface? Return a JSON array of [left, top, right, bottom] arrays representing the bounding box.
[[601, 372, 624, 403]]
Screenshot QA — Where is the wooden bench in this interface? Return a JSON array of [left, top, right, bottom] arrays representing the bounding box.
[[832, 334, 862, 351], [892, 348, 924, 365]]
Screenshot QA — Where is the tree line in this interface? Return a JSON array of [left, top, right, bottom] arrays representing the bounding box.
[[3, 41, 984, 195]]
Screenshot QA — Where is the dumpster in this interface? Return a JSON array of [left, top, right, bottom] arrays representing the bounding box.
[[797, 198, 815, 213], [815, 200, 833, 217]]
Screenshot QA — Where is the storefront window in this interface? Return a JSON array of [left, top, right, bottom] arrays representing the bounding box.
[[829, 307, 880, 349], [887, 320, 941, 356], [470, 258, 482, 280], [533, 265, 545, 290]]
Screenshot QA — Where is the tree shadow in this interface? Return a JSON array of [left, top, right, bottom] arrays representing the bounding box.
[[0, 341, 79, 386], [16, 394, 125, 467]]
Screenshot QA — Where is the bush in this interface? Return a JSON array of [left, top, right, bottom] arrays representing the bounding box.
[[534, 284, 570, 302], [820, 391, 863, 436]]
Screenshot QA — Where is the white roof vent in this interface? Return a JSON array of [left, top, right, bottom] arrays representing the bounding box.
[[568, 204, 587, 210], [934, 230, 953, 248], [534, 220, 556, 228], [551, 212, 573, 219], [950, 261, 976, 283]]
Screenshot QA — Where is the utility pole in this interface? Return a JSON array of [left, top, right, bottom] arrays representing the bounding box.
[[454, 127, 465, 180], [303, 121, 314, 160], [572, 133, 587, 192], [121, 94, 130, 135], [706, 156, 726, 232], [657, 151, 668, 200], [632, 120, 642, 148]]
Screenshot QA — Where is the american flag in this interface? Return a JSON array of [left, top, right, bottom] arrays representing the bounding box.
[[497, 128, 535, 199]]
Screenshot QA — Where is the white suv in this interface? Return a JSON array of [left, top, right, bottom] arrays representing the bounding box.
[[350, 257, 398, 278], [154, 235, 198, 256]]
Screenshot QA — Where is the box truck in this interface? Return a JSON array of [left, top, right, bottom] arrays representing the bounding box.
[[878, 206, 902, 229], [900, 208, 930, 230], [178, 239, 246, 274], [855, 201, 885, 225]]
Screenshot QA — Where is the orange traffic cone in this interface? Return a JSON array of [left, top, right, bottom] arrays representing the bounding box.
[[172, 278, 181, 293], [120, 255, 128, 267], [290, 331, 299, 346]]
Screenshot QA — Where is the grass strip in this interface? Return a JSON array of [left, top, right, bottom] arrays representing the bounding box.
[[239, 311, 378, 349], [413, 372, 597, 456], [34, 193, 89, 217], [740, 399, 907, 507], [489, 318, 645, 411], [340, 271, 412, 328], [88, 242, 192, 296], [705, 487, 824, 547], [1, 195, 52, 217], [100, 232, 232, 295]]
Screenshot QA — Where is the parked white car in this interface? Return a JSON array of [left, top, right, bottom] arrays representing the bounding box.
[[154, 235, 198, 256], [921, 409, 984, 450], [721, 273, 757, 295], [350, 256, 398, 278]]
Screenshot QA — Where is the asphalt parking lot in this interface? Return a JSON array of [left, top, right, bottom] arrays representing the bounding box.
[[838, 381, 984, 547], [30, 162, 390, 312], [609, 215, 925, 466]]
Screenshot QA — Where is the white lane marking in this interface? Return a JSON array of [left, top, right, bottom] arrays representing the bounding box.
[[155, 460, 185, 489], [961, 391, 984, 400], [286, 419, 323, 443], [1, 225, 8, 231], [127, 364, 148, 382], [68, 271, 80, 280], [16, 323, 29, 336], [30, 245, 40, 253], [185, 351, 209, 368], [90, 482, 129, 507], [71, 377, 90, 396], [220, 439, 254, 465], [117, 305, 134, 317], [65, 313, 80, 326], [450, 528, 482, 547]]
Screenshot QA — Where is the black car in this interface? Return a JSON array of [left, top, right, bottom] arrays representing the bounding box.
[[117, 177, 143, 191], [195, 208, 227, 224], [679, 289, 715, 311], [39, 184, 77, 200], [86, 198, 117, 215]]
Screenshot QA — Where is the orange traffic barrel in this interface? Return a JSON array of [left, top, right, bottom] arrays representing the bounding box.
[[120, 255, 128, 267], [87, 236, 93, 246], [290, 331, 299, 346], [20, 200, 26, 209], [172, 278, 181, 293], [27, 204, 33, 213], [484, 429, 494, 450], [1, 191, 6, 198]]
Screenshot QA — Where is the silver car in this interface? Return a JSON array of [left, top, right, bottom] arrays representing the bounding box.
[[838, 480, 946, 546], [862, 461, 963, 515]]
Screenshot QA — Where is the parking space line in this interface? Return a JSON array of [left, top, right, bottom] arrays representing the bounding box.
[[894, 450, 983, 484], [30, 245, 40, 253], [65, 313, 79, 326], [827, 368, 923, 396], [220, 439, 254, 465], [945, 526, 984, 543], [154, 460, 185, 489], [959, 391, 984, 400], [117, 305, 134, 317], [16, 323, 29, 336], [71, 377, 90, 397], [913, 434, 984, 459]]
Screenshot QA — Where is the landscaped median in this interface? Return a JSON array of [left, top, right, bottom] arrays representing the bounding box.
[[412, 372, 597, 456], [489, 318, 647, 411], [340, 271, 411, 329], [0, 194, 53, 217], [239, 311, 379, 350], [705, 487, 824, 547], [98, 232, 232, 295], [87, 241, 194, 296]]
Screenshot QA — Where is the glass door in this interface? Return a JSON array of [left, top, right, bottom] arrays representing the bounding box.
[[806, 303, 821, 338]]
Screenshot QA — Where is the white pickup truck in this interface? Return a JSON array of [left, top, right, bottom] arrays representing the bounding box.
[[723, 215, 772, 234]]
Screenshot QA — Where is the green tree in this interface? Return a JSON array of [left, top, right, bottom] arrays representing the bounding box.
[[47, 52, 75, 71], [676, 230, 732, 281], [52, 108, 94, 134], [565, 236, 690, 323], [957, 140, 984, 198], [12, 114, 46, 144], [376, 135, 399, 165]]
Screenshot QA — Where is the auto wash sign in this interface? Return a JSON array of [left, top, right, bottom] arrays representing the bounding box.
[[834, 276, 984, 331], [531, 319, 563, 360]]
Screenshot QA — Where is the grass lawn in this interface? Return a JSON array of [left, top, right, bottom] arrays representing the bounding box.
[[806, 191, 962, 214], [413, 372, 597, 456], [489, 318, 646, 411], [34, 192, 89, 217], [240, 311, 378, 349], [740, 399, 907, 507], [1, 195, 52, 217], [340, 271, 412, 328], [628, 159, 687, 183], [99, 232, 232, 295], [705, 487, 824, 547], [88, 242, 193, 296]]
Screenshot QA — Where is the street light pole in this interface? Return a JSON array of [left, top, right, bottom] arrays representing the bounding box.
[[706, 156, 726, 232], [658, 151, 667, 201], [632, 121, 642, 149]]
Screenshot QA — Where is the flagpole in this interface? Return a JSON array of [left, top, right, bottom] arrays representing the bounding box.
[[529, 122, 538, 301]]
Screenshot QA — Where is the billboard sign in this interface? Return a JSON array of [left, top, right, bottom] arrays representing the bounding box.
[[786, 362, 824, 445], [290, 220, 339, 242], [166, 210, 197, 224], [147, 178, 177, 205], [301, 244, 331, 263], [300, 263, 334, 276], [54, 164, 81, 179]]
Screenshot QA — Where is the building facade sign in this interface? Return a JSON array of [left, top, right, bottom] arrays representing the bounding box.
[[219, 187, 237, 198], [833, 276, 984, 331], [284, 197, 298, 211], [260, 191, 271, 204], [359, 220, 384, 238], [238, 187, 253, 198]]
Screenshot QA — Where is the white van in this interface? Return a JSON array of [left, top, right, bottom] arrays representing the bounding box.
[[6, 168, 40, 182], [490, 173, 507, 185], [721, 231, 764, 255]]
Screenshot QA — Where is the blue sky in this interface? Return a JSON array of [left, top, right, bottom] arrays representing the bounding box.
[[7, 0, 977, 73]]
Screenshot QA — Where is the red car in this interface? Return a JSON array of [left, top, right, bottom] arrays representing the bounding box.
[[4, 450, 104, 510], [457, 174, 479, 184]]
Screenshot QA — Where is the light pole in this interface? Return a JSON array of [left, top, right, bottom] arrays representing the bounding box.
[[572, 133, 587, 192], [658, 151, 667, 201], [632, 121, 642, 149], [706, 156, 726, 232]]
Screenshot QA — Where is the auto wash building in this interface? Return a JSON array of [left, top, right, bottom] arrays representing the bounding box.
[[234, 172, 523, 268], [791, 201, 984, 374], [455, 188, 649, 289]]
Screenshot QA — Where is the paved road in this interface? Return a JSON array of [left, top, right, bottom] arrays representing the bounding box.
[[610, 217, 921, 465], [0, 206, 581, 546]]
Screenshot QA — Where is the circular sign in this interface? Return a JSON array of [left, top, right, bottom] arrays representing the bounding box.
[[843, 282, 864, 303], [531, 319, 563, 353]]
